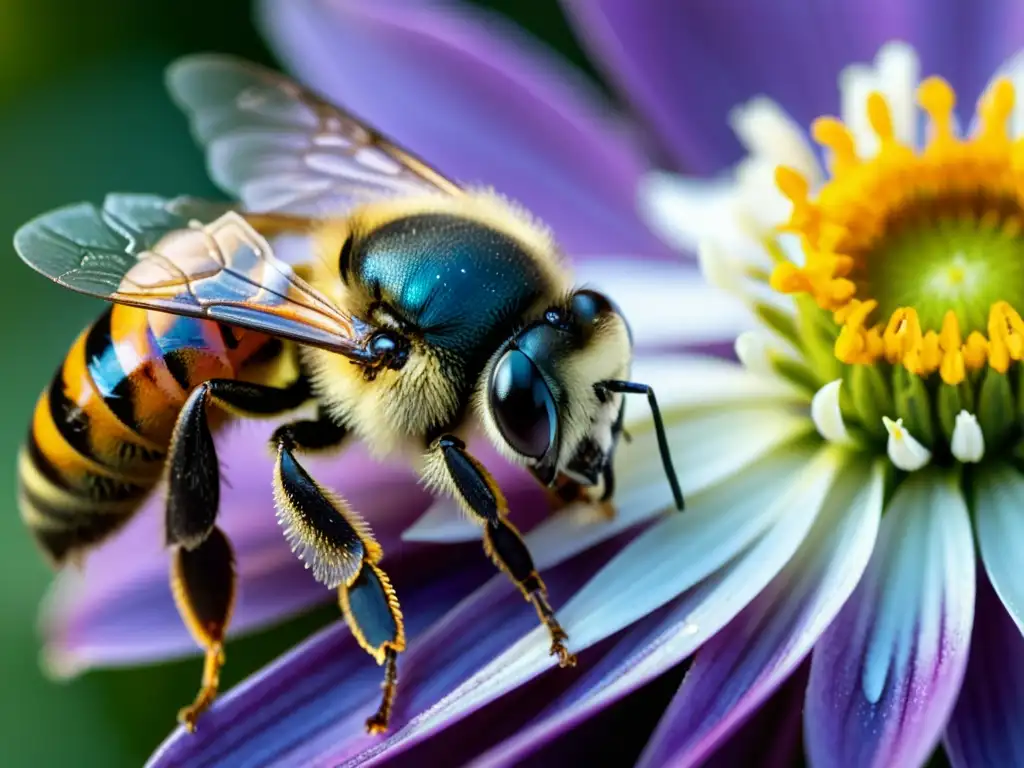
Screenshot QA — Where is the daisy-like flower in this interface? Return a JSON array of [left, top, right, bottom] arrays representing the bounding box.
[[641, 39, 1024, 768], [44, 2, 1024, 768]]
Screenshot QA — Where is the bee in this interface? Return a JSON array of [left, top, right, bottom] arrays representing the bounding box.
[[13, 54, 684, 735]]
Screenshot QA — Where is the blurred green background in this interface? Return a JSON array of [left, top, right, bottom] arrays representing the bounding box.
[[0, 1, 593, 765]]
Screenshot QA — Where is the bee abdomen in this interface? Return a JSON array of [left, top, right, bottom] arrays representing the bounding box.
[[20, 302, 280, 565], [18, 438, 149, 565], [18, 304, 239, 565]]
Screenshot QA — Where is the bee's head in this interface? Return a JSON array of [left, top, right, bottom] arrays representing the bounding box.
[[479, 289, 684, 510]]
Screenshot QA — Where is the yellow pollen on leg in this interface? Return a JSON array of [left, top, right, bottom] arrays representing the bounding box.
[[770, 74, 1024, 384]]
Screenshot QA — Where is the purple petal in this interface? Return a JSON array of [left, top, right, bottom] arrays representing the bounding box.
[[147, 533, 632, 768], [944, 569, 1024, 768], [257, 0, 672, 261], [147, 566, 480, 768], [805, 467, 976, 768], [636, 457, 883, 767], [562, 0, 1024, 174], [458, 446, 843, 766], [699, 662, 808, 768], [44, 421, 432, 673]]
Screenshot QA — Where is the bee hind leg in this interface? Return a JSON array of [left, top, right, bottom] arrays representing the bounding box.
[[170, 526, 235, 731], [427, 435, 577, 668], [165, 378, 312, 732], [271, 421, 405, 735]]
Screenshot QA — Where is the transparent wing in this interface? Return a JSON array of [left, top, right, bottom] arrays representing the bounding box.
[[13, 193, 378, 359], [165, 53, 464, 216]]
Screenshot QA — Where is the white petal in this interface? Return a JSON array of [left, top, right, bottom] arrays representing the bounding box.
[[401, 498, 477, 543], [635, 457, 883, 767], [811, 379, 851, 444], [397, 445, 842, 742], [698, 239, 749, 297], [776, 231, 806, 267], [728, 97, 821, 184], [882, 416, 932, 471], [950, 410, 985, 463], [628, 354, 803, 412], [806, 466, 975, 768], [859, 468, 972, 703], [574, 258, 755, 347], [733, 329, 800, 381], [973, 463, 1024, 631], [527, 402, 813, 570], [839, 62, 877, 157], [734, 155, 795, 231], [638, 171, 741, 252], [840, 42, 921, 157], [734, 330, 773, 375], [622, 406, 811, 502], [559, 444, 840, 653], [874, 41, 920, 145], [695, 236, 796, 316]]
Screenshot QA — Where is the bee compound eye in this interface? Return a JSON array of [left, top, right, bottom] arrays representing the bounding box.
[[489, 349, 557, 460]]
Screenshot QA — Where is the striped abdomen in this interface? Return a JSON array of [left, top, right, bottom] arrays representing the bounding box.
[[19, 304, 280, 564]]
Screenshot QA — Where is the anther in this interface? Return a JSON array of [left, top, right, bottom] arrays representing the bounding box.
[[812, 117, 859, 173], [866, 92, 894, 141], [978, 78, 1015, 143], [917, 77, 956, 144]]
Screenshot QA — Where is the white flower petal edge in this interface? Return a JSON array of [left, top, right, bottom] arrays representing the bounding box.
[[974, 463, 1024, 631], [386, 445, 844, 746], [728, 98, 822, 232], [811, 379, 851, 444], [401, 498, 478, 543], [882, 416, 932, 471], [950, 411, 985, 463], [627, 354, 802, 410], [637, 171, 745, 252], [839, 41, 920, 157], [574, 258, 755, 346], [728, 97, 821, 182], [636, 457, 884, 767]]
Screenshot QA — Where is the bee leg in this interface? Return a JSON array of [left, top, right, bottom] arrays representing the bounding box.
[[170, 526, 235, 732], [164, 378, 312, 731], [270, 406, 348, 454], [272, 434, 405, 735], [427, 435, 577, 668], [340, 564, 404, 734]]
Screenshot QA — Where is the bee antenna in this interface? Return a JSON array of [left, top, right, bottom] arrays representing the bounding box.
[[599, 380, 685, 511]]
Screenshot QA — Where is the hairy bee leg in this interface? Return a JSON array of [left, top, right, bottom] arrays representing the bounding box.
[[164, 377, 311, 731], [273, 438, 405, 734], [429, 435, 577, 668], [166, 378, 311, 547], [170, 526, 235, 732]]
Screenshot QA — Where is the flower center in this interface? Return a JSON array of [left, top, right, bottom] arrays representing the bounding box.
[[770, 76, 1024, 385]]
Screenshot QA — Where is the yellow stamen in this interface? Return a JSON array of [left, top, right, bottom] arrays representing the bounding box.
[[770, 74, 1024, 384], [812, 117, 859, 174], [867, 92, 894, 142]]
